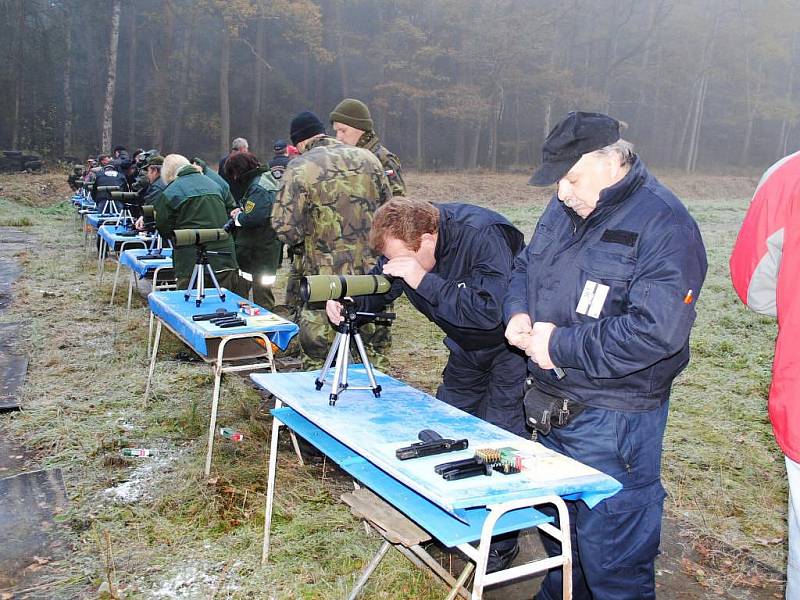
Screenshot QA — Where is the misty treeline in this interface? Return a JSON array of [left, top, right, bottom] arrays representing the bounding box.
[[0, 0, 798, 172]]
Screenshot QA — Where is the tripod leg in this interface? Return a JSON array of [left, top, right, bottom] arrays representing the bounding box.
[[185, 265, 199, 301], [329, 330, 350, 405], [317, 331, 343, 390], [196, 264, 205, 307], [340, 332, 352, 390], [206, 265, 225, 302], [353, 332, 382, 398]]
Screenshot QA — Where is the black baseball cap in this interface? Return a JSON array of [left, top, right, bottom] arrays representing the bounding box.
[[273, 139, 288, 153], [529, 111, 621, 186]]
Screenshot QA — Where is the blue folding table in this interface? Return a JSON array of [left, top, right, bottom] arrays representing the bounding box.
[[96, 224, 154, 284], [252, 368, 622, 599], [146, 290, 299, 476], [114, 248, 175, 310], [82, 212, 119, 250]]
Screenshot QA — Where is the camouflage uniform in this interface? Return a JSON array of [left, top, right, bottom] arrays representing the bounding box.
[[357, 130, 406, 197], [272, 135, 391, 362], [356, 130, 405, 360]]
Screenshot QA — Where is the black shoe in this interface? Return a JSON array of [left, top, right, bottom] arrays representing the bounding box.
[[486, 542, 520, 573]]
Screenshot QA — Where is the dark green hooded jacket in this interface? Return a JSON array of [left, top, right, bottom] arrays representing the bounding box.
[[233, 167, 282, 276], [152, 165, 238, 279]]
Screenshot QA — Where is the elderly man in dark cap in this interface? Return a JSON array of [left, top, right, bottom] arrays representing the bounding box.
[[504, 112, 708, 599], [271, 110, 391, 364], [141, 154, 166, 205], [330, 98, 405, 197]]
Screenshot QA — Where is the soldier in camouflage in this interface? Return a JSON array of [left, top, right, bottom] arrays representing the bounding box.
[[272, 111, 391, 363], [330, 98, 406, 197], [330, 98, 406, 362]]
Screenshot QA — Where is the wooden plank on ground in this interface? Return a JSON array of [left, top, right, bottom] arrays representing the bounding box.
[[341, 488, 430, 547]]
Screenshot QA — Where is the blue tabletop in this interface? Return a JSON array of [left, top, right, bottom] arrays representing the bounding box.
[[71, 195, 92, 208], [86, 213, 120, 228], [98, 224, 153, 248], [120, 248, 173, 278], [252, 368, 622, 513], [148, 290, 299, 355], [275, 406, 553, 547]]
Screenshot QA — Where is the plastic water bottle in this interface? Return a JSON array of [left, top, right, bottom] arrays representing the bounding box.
[[219, 427, 244, 442], [122, 448, 153, 457]]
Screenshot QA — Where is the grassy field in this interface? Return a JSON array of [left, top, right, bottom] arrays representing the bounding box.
[[0, 169, 785, 598]]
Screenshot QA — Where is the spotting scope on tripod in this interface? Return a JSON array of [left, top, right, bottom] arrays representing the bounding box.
[[174, 228, 231, 307], [301, 274, 395, 406]]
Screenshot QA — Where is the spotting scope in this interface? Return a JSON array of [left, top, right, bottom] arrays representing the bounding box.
[[301, 274, 391, 303], [95, 186, 120, 193], [111, 191, 140, 202], [173, 228, 229, 247]]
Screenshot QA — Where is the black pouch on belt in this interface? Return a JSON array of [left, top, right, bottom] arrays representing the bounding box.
[[523, 384, 585, 436]]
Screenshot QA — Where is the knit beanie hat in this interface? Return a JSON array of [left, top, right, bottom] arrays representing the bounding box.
[[330, 99, 374, 132], [290, 111, 325, 145]]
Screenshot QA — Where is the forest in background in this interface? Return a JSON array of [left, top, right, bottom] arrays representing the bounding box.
[[0, 0, 798, 172]]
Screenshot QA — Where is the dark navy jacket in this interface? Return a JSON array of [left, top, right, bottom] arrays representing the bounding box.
[[92, 165, 129, 206], [360, 203, 524, 351], [503, 158, 708, 411]]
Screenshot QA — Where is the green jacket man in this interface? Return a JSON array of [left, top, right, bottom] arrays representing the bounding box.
[[272, 111, 391, 361], [190, 157, 238, 214], [151, 155, 238, 290], [224, 151, 283, 309]]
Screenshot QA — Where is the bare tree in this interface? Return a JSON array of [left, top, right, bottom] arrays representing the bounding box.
[[171, 12, 197, 151], [101, 0, 122, 153], [11, 0, 24, 148], [776, 33, 800, 159], [127, 10, 138, 150], [250, 8, 267, 154], [684, 10, 720, 173], [62, 7, 73, 155], [219, 28, 231, 156]]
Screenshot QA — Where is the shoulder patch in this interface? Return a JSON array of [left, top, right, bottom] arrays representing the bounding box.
[[601, 229, 638, 247], [244, 200, 256, 213]]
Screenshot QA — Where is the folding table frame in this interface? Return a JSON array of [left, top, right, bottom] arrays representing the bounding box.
[[96, 224, 153, 284], [264, 406, 573, 600], [144, 312, 303, 478]]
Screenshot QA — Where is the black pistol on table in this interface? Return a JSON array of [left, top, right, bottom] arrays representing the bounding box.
[[395, 429, 468, 460]]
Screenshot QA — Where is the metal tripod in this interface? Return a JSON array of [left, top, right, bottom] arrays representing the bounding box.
[[316, 300, 393, 406], [184, 245, 229, 307]]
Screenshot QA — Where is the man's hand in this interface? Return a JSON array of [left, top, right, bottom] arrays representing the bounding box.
[[230, 207, 242, 219], [326, 300, 344, 325], [505, 313, 534, 352], [134, 216, 145, 231], [382, 255, 426, 289], [527, 321, 557, 370]]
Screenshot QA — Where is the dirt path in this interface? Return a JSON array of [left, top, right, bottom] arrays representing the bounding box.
[[0, 226, 73, 599]]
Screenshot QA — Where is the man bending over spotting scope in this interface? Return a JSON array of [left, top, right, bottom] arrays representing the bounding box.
[[324, 196, 529, 571]]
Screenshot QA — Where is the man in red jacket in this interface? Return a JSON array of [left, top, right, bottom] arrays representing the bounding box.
[[730, 152, 800, 598]]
